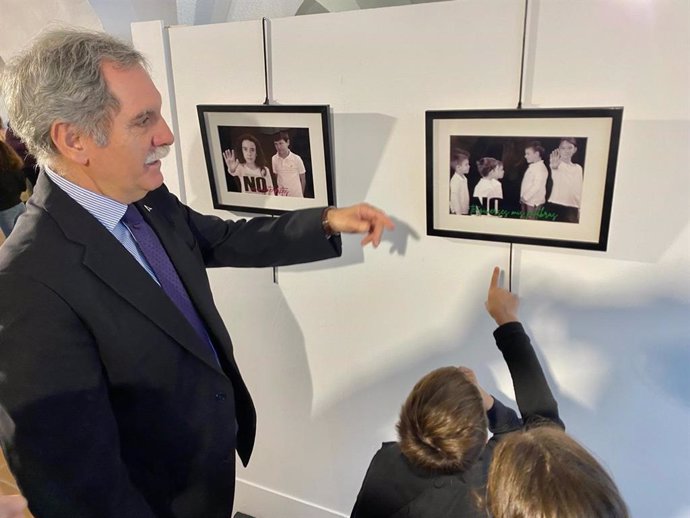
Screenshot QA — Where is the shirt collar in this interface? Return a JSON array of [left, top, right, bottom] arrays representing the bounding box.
[[44, 166, 128, 231]]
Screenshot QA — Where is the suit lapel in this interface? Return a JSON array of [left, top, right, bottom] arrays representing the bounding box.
[[134, 199, 232, 366], [35, 174, 223, 373]]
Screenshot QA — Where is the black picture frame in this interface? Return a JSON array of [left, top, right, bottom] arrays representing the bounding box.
[[197, 104, 334, 215], [426, 107, 623, 251]]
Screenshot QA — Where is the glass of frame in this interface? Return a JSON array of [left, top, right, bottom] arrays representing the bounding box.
[[198, 104, 335, 215], [426, 107, 623, 251]]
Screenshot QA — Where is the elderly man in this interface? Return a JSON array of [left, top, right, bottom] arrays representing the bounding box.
[[0, 29, 393, 518]]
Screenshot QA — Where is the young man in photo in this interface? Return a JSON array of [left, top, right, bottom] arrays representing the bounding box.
[[545, 137, 583, 223], [519, 141, 548, 220], [272, 130, 307, 197]]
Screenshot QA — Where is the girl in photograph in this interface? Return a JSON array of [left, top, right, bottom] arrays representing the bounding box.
[[223, 134, 275, 195], [473, 157, 504, 215], [545, 137, 583, 223], [449, 148, 471, 215], [0, 140, 27, 238]]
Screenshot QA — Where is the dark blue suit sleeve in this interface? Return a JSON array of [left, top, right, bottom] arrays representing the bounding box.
[[164, 189, 341, 268]]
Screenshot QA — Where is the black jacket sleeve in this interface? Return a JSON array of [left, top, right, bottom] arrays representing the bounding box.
[[493, 322, 564, 428], [174, 192, 342, 268], [486, 397, 521, 436]]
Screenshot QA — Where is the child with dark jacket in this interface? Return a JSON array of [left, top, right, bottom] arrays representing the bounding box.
[[351, 268, 626, 518]]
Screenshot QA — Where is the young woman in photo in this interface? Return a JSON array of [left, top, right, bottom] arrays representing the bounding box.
[[223, 133, 275, 195]]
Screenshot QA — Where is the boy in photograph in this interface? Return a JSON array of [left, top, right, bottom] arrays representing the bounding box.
[[449, 148, 470, 215], [519, 141, 548, 219], [272, 131, 307, 197], [545, 137, 583, 223]]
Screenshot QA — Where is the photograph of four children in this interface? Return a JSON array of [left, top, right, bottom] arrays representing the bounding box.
[[449, 135, 587, 224]]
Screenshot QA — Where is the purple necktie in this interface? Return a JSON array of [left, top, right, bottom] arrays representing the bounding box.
[[123, 204, 220, 365]]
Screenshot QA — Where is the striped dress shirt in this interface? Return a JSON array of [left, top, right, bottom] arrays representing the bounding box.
[[44, 167, 160, 284]]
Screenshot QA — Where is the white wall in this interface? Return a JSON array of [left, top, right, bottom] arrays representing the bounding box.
[[134, 1, 690, 516]]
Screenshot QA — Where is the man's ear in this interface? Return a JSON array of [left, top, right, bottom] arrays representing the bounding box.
[[51, 121, 90, 165]]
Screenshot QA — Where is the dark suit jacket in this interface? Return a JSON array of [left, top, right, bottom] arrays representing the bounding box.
[[350, 323, 562, 518], [0, 173, 341, 518]]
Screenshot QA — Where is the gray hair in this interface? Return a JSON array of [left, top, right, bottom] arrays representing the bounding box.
[[0, 28, 147, 166]]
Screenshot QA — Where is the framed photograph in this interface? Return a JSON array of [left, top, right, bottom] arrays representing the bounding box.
[[197, 104, 334, 215], [426, 107, 623, 251]]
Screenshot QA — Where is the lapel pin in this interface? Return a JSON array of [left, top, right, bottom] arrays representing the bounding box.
[[144, 205, 153, 212]]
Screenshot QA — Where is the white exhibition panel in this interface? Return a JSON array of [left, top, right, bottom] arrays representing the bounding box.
[[169, 19, 267, 212], [133, 1, 690, 517], [528, 0, 690, 120]]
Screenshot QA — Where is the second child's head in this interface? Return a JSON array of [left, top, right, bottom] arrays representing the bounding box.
[[524, 141, 545, 164], [487, 425, 628, 518], [558, 137, 578, 162], [477, 157, 504, 180], [450, 149, 470, 178], [397, 367, 487, 473], [273, 131, 291, 158]]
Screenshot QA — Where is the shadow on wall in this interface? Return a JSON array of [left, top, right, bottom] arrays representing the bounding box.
[[288, 112, 423, 270], [286, 215, 420, 275], [309, 293, 690, 517], [328, 113, 396, 205], [217, 273, 327, 498], [536, 297, 690, 518]]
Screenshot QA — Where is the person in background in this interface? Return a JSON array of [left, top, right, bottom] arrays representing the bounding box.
[[519, 141, 548, 219], [0, 28, 394, 518], [545, 137, 583, 223], [4, 124, 38, 188], [0, 141, 26, 237], [449, 148, 470, 215], [272, 130, 307, 197]]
